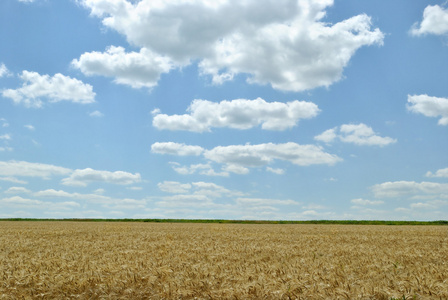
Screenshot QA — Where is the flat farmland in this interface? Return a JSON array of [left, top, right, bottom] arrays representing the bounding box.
[[0, 222, 447, 299]]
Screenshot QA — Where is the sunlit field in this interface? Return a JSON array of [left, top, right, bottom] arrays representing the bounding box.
[[1, 221, 447, 299]]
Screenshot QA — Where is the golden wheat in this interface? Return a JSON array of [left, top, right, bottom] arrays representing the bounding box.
[[0, 221, 447, 299]]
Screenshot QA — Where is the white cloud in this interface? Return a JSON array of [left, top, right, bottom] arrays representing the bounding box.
[[78, 0, 384, 92], [61, 168, 141, 187], [0, 196, 80, 210], [371, 181, 448, 198], [266, 167, 285, 175], [151, 142, 204, 156], [0, 134, 11, 140], [72, 46, 173, 89], [0, 177, 27, 184], [153, 98, 320, 132], [153, 142, 341, 174], [0, 118, 9, 128], [89, 110, 104, 117], [170, 162, 229, 177], [0, 160, 71, 179], [158, 181, 192, 194], [426, 167, 448, 178], [315, 123, 396, 146], [407, 94, 448, 126], [350, 198, 384, 205], [410, 5, 448, 36], [236, 197, 299, 206], [203, 142, 342, 170], [0, 63, 11, 77], [5, 187, 31, 194], [24, 124, 35, 131], [1, 71, 95, 108]]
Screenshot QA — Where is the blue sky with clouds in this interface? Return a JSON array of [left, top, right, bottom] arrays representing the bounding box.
[[1, 0, 447, 220]]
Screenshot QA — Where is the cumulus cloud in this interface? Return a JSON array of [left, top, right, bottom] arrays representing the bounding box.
[[78, 0, 384, 91], [61, 168, 141, 187], [407, 94, 448, 125], [0, 160, 71, 179], [410, 5, 448, 36], [314, 123, 396, 146], [153, 98, 320, 132], [72, 46, 173, 89], [266, 167, 285, 175], [426, 167, 448, 178], [1, 71, 95, 108], [5, 187, 31, 194], [89, 111, 104, 118], [151, 142, 204, 156], [236, 197, 299, 206], [0, 196, 80, 210], [371, 181, 448, 198]]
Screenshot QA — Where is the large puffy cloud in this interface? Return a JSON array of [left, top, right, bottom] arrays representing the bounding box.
[[410, 5, 448, 36], [61, 168, 141, 187], [1, 71, 95, 108], [71, 46, 173, 89], [78, 0, 384, 91], [152, 142, 342, 174], [153, 98, 320, 132], [0, 160, 72, 179], [407, 94, 448, 126], [314, 123, 396, 146], [371, 181, 448, 198]]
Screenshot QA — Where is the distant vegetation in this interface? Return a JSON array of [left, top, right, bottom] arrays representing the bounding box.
[[1, 218, 447, 225]]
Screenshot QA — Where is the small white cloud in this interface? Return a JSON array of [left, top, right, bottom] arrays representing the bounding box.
[[171, 163, 229, 177], [72, 46, 173, 89], [315, 123, 396, 147], [151, 142, 204, 156], [89, 110, 104, 117], [0, 118, 9, 128], [24, 125, 35, 131], [0, 160, 72, 179], [0, 63, 11, 77], [236, 197, 299, 206], [410, 5, 448, 36], [5, 187, 31, 194], [2, 71, 95, 108], [153, 98, 320, 132], [266, 167, 285, 175], [371, 181, 448, 198], [0, 134, 11, 140], [62, 168, 141, 187], [407, 94, 448, 126], [426, 167, 448, 178], [351, 198, 384, 205], [158, 181, 192, 194]]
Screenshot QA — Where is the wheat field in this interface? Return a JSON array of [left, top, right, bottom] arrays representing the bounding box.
[[0, 221, 447, 299]]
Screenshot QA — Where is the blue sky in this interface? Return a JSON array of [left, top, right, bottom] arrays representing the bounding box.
[[0, 0, 447, 220]]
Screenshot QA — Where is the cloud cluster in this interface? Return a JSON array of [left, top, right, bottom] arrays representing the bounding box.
[[407, 94, 448, 125], [153, 98, 320, 132], [410, 5, 448, 36], [152, 142, 342, 175], [77, 0, 384, 91], [314, 123, 396, 146], [2, 71, 95, 108]]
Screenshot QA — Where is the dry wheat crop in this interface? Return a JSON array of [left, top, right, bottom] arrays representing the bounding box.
[[0, 221, 447, 299]]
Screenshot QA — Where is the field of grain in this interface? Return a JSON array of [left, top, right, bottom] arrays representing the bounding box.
[[0, 222, 447, 299]]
